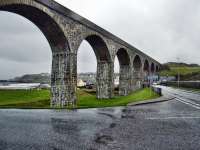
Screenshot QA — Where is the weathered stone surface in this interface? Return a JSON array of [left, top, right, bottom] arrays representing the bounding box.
[[0, 0, 161, 108], [119, 65, 131, 96], [96, 61, 113, 99]]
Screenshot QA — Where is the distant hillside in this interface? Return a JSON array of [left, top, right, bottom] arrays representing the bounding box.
[[165, 62, 199, 67], [11, 73, 51, 84], [160, 62, 200, 81]]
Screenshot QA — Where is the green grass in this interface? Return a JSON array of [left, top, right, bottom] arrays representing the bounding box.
[[0, 88, 160, 109], [0, 89, 50, 108], [77, 88, 159, 108], [159, 66, 200, 76]]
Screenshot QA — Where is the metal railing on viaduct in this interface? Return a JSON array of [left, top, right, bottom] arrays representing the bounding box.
[[0, 0, 161, 107]]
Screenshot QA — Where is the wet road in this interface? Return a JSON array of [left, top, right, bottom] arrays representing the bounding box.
[[157, 85, 200, 109], [0, 86, 200, 150]]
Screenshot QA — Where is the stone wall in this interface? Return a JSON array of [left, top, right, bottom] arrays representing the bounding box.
[[166, 81, 200, 89]]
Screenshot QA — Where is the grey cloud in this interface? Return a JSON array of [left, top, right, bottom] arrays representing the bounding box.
[[0, 11, 40, 34], [0, 12, 51, 63], [0, 59, 51, 80], [0, 36, 51, 62]]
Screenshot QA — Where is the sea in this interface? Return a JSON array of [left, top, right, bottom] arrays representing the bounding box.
[[0, 81, 40, 90]]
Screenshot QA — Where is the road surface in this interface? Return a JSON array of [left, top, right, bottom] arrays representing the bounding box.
[[0, 86, 200, 150], [157, 85, 200, 109]]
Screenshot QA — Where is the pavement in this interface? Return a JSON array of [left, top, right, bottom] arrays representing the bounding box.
[[0, 86, 200, 150]]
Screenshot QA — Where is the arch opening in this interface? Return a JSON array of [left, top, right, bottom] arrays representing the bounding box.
[[115, 48, 131, 96], [132, 55, 142, 90], [114, 57, 120, 94], [0, 4, 68, 51], [116, 48, 130, 66], [77, 40, 97, 93], [133, 55, 142, 71], [151, 63, 155, 73], [143, 59, 150, 72], [143, 59, 150, 86], [156, 65, 159, 72], [85, 35, 111, 62], [77, 35, 112, 99], [0, 11, 51, 79], [77, 40, 97, 73], [0, 3, 72, 108]]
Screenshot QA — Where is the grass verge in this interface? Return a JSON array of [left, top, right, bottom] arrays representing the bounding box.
[[159, 66, 200, 76], [0, 88, 160, 109]]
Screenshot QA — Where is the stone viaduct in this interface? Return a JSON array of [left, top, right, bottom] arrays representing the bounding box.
[[0, 0, 161, 107]]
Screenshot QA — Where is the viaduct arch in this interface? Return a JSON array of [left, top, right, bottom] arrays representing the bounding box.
[[77, 35, 113, 99], [116, 48, 131, 96], [132, 55, 142, 90], [0, 0, 161, 108], [151, 63, 155, 74]]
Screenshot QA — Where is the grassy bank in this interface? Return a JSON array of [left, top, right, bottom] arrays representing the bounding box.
[[77, 88, 159, 108], [0, 88, 160, 109], [159, 66, 200, 76], [0, 89, 50, 108]]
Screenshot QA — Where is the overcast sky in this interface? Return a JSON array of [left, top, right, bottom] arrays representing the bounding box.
[[0, 0, 200, 79]]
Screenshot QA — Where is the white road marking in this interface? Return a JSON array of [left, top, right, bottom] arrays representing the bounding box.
[[175, 97, 200, 110]]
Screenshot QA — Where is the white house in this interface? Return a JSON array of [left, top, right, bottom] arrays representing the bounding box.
[[77, 79, 86, 87]]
